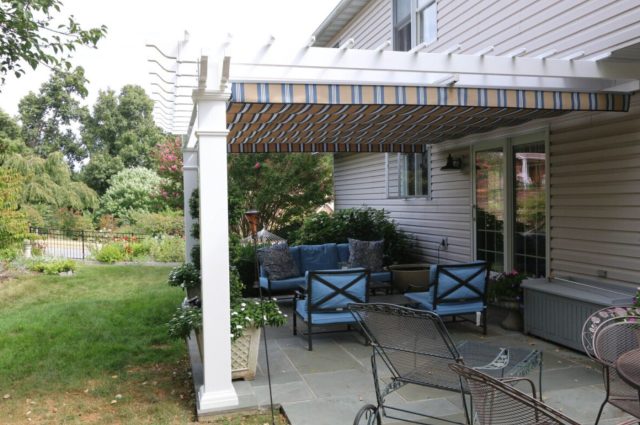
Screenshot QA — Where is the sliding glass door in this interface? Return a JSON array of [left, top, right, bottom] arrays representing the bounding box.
[[475, 147, 505, 272], [473, 134, 548, 276]]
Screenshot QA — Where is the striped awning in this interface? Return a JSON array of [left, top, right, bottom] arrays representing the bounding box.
[[226, 82, 632, 153]]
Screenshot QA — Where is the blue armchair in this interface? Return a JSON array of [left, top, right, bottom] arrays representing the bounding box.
[[293, 268, 370, 350], [404, 261, 490, 334]]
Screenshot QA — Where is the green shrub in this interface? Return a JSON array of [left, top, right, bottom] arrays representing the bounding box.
[[129, 241, 151, 258], [168, 263, 200, 289], [28, 258, 76, 275], [95, 243, 127, 263], [150, 235, 184, 262], [130, 210, 184, 236], [293, 208, 415, 265], [167, 305, 202, 339], [191, 244, 200, 270]]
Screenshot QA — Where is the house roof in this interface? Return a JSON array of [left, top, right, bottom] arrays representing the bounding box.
[[312, 0, 370, 47]]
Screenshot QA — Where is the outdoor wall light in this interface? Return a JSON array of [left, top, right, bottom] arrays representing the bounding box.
[[440, 154, 463, 170]]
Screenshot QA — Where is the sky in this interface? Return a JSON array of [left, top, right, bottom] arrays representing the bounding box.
[[0, 0, 340, 117]]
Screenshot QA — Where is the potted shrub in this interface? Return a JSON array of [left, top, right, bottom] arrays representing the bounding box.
[[487, 270, 528, 331], [229, 267, 286, 380], [168, 262, 201, 299]]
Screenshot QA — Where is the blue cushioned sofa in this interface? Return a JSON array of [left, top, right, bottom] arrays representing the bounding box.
[[259, 243, 391, 294]]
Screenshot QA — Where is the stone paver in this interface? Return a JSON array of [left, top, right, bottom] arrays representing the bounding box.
[[229, 303, 636, 424]]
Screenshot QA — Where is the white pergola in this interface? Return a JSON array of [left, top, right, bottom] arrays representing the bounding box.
[[146, 34, 638, 414]]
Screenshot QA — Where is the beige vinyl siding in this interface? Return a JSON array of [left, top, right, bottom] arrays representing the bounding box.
[[334, 146, 471, 265], [325, 0, 639, 58], [548, 98, 640, 286], [433, 0, 640, 58], [326, 0, 391, 49]]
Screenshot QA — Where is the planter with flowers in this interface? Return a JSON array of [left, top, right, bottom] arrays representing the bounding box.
[[168, 262, 201, 300], [487, 270, 528, 331], [229, 267, 286, 380]]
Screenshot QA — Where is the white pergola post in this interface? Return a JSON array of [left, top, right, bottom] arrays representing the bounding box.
[[182, 147, 198, 263], [194, 89, 238, 412]]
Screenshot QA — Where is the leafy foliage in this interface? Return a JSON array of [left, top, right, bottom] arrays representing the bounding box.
[[27, 258, 76, 274], [168, 263, 200, 290], [153, 137, 183, 210], [227, 154, 332, 235], [94, 242, 126, 263], [0, 0, 106, 86], [0, 109, 26, 163], [99, 167, 161, 222], [18, 67, 89, 164], [129, 210, 183, 236], [167, 305, 202, 340], [487, 270, 528, 304], [293, 208, 415, 265], [79, 153, 124, 195], [82, 85, 166, 168], [229, 267, 286, 341], [4, 151, 97, 211], [93, 235, 183, 263], [0, 168, 28, 258], [149, 235, 184, 262]]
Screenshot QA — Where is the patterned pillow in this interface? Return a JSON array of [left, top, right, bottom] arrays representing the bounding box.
[[348, 238, 384, 272], [258, 243, 300, 280]]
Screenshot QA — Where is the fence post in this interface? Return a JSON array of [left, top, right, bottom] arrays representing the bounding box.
[[81, 230, 85, 260]]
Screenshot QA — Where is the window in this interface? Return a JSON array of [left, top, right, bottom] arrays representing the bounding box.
[[393, 0, 437, 51], [387, 151, 430, 198]]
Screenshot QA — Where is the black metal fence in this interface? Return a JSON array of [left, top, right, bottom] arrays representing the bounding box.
[[29, 227, 147, 260]]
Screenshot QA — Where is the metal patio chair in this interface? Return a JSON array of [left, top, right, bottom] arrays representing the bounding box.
[[349, 303, 473, 425], [582, 306, 640, 424], [293, 268, 369, 351], [404, 261, 490, 334], [449, 363, 580, 425]]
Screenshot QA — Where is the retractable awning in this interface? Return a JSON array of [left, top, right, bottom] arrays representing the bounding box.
[[226, 82, 631, 153]]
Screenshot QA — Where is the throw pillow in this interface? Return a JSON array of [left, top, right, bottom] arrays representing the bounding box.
[[258, 243, 299, 280], [348, 238, 384, 272]]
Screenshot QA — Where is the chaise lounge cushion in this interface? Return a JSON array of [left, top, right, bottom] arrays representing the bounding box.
[[258, 243, 299, 280], [348, 238, 384, 272]]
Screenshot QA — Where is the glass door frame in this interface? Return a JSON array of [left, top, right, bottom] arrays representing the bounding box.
[[471, 130, 551, 276]]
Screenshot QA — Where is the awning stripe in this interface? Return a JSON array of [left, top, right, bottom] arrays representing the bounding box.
[[231, 82, 630, 112]]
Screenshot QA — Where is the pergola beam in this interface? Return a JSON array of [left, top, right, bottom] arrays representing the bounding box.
[[229, 45, 640, 82]]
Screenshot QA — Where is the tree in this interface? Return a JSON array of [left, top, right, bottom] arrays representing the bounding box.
[[0, 168, 28, 258], [79, 153, 123, 195], [227, 154, 333, 236], [82, 85, 166, 168], [0, 109, 27, 163], [0, 0, 106, 86], [99, 167, 162, 222], [3, 151, 97, 211], [18, 66, 89, 165], [153, 137, 183, 210]]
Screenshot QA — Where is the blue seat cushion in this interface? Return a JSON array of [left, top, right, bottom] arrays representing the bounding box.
[[260, 276, 306, 292], [337, 243, 350, 263], [296, 299, 358, 325], [370, 271, 391, 283], [405, 291, 485, 316], [299, 243, 339, 271]]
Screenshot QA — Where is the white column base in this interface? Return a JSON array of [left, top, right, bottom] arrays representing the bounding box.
[[197, 385, 239, 414]]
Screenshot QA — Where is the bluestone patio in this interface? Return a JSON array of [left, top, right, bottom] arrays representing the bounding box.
[[192, 304, 634, 425]]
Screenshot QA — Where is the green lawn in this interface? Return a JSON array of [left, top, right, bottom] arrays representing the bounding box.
[[0, 264, 194, 424]]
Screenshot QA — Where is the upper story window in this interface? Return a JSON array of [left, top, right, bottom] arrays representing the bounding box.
[[393, 0, 437, 51], [387, 151, 431, 198]]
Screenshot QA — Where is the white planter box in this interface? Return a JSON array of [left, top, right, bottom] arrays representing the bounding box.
[[231, 327, 261, 381]]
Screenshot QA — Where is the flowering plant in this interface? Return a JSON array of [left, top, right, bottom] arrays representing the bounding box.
[[167, 305, 202, 339], [487, 270, 528, 304], [633, 288, 640, 308], [168, 262, 200, 290], [230, 266, 287, 341]]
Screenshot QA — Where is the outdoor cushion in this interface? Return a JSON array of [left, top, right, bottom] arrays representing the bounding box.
[[405, 291, 484, 315], [258, 243, 299, 280], [370, 271, 392, 283], [435, 262, 486, 302], [299, 243, 339, 272], [348, 238, 384, 272], [259, 275, 306, 292], [295, 300, 358, 325]]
